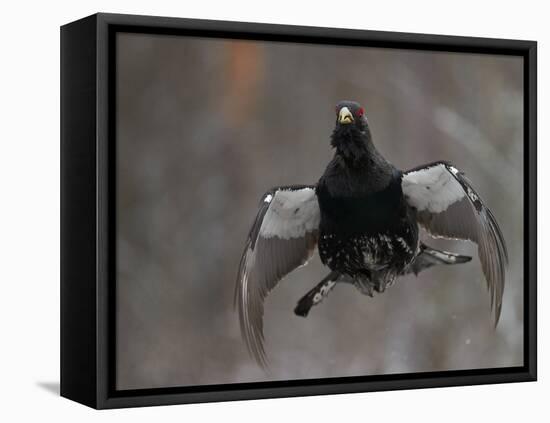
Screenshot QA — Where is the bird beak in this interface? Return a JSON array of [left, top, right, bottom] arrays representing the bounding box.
[[338, 107, 354, 124]]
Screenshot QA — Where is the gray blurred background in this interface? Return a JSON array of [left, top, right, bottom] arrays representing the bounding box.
[[116, 32, 524, 390]]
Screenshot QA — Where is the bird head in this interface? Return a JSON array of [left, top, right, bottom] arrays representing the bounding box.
[[331, 101, 372, 160], [335, 101, 368, 129]]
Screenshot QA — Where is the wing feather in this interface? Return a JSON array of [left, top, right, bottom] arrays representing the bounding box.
[[402, 162, 508, 324], [235, 185, 320, 367]]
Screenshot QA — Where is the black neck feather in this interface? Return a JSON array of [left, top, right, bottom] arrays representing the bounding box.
[[327, 124, 395, 193], [330, 124, 372, 164], [331, 125, 391, 170]]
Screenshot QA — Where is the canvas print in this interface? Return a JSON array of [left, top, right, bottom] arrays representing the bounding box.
[[115, 32, 523, 390]]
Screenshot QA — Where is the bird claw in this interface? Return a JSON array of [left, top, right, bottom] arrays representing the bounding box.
[[294, 275, 338, 317]]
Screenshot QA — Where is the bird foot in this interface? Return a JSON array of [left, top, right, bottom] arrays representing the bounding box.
[[294, 273, 338, 317]]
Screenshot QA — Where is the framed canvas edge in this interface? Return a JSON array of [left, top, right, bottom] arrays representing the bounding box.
[[60, 13, 99, 409], [81, 12, 537, 409], [96, 370, 534, 409]]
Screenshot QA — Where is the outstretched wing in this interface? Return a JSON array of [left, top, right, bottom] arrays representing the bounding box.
[[235, 185, 320, 368], [401, 161, 508, 324]]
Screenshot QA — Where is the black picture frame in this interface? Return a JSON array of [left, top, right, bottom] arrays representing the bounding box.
[[60, 12, 537, 409]]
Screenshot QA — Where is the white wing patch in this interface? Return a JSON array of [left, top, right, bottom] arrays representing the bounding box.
[[259, 188, 320, 239], [402, 161, 508, 325], [402, 163, 465, 213], [236, 185, 320, 368]]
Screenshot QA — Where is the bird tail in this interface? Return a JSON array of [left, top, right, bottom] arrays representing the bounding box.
[[404, 244, 471, 276]]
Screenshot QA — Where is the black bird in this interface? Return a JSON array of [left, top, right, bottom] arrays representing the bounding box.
[[235, 101, 508, 368]]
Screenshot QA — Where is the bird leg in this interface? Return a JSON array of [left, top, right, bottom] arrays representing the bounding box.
[[294, 271, 340, 317]]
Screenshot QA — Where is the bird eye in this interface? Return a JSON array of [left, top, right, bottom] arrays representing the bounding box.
[[357, 107, 364, 117]]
